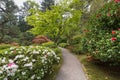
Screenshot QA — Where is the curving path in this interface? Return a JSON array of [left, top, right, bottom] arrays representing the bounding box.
[[56, 48, 88, 80]]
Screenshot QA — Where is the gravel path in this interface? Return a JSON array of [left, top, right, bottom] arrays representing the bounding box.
[[56, 48, 88, 80]]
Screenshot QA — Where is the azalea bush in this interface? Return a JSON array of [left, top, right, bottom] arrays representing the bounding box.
[[0, 46, 60, 80], [85, 0, 120, 65]]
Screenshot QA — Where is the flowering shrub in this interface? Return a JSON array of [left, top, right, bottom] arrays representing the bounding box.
[[91, 0, 120, 30], [85, 0, 120, 65], [32, 35, 51, 44], [86, 28, 120, 65], [0, 46, 60, 80]]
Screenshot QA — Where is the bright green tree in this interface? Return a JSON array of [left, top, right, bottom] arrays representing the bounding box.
[[26, 0, 82, 43]]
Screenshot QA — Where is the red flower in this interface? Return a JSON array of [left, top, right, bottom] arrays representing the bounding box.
[[111, 37, 117, 41], [112, 31, 116, 34], [118, 28, 120, 30], [107, 13, 111, 17], [114, 0, 120, 3]]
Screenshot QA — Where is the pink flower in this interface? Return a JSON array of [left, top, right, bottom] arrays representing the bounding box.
[[111, 37, 117, 41], [8, 63, 15, 67], [112, 31, 116, 34], [114, 0, 120, 3]]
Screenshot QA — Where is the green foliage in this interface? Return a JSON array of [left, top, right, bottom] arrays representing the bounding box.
[[70, 35, 81, 45], [85, 0, 120, 65], [59, 43, 68, 48], [89, 0, 120, 30], [2, 35, 12, 43], [0, 44, 11, 50], [41, 42, 57, 48], [26, 0, 82, 43], [0, 46, 60, 80], [69, 35, 87, 54], [0, 0, 19, 43], [19, 32, 35, 46]]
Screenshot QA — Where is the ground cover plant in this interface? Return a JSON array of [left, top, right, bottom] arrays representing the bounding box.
[[0, 46, 60, 80]]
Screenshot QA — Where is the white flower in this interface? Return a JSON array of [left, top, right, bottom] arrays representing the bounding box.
[[22, 72, 26, 75], [3, 78, 8, 80], [14, 55, 24, 60], [57, 57, 60, 60], [37, 77, 41, 79], [8, 59, 14, 63], [41, 59, 44, 63], [3, 65, 7, 69], [16, 78, 19, 80], [33, 50, 39, 54], [10, 47, 15, 50], [31, 74, 35, 79], [2, 57, 6, 63], [24, 62, 33, 67], [0, 71, 3, 74], [23, 57, 29, 61], [32, 59, 36, 62], [47, 52, 51, 55]]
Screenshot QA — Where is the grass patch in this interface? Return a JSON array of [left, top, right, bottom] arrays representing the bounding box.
[[77, 54, 120, 80]]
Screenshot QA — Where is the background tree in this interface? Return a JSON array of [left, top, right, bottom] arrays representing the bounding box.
[[0, 0, 20, 43], [18, 0, 40, 32], [41, 0, 54, 11]]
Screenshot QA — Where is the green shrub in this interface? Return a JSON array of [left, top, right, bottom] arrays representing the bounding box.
[[59, 43, 68, 48], [41, 42, 57, 48], [71, 44, 82, 54], [85, 0, 120, 65], [0, 44, 11, 50], [0, 46, 60, 80], [2, 35, 12, 43], [19, 32, 35, 46], [68, 34, 88, 54], [70, 35, 81, 45]]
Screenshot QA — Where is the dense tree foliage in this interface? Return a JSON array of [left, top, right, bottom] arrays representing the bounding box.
[[41, 0, 54, 11], [0, 0, 20, 43], [26, 0, 82, 44]]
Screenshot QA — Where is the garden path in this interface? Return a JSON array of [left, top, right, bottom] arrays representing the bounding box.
[[56, 48, 88, 80]]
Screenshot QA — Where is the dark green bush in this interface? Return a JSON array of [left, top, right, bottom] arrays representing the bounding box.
[[19, 32, 35, 45], [2, 35, 12, 43]]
